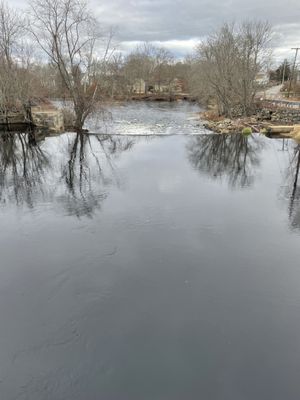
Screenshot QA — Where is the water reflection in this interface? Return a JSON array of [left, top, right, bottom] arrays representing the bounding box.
[[187, 134, 264, 188], [2, 126, 300, 399], [60, 133, 134, 217], [286, 144, 300, 230], [0, 130, 135, 216], [0, 130, 50, 206]]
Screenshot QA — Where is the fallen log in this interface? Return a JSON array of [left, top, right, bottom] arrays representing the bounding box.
[[267, 125, 294, 134]]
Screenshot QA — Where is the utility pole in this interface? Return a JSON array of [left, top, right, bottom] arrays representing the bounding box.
[[282, 59, 287, 85], [287, 47, 300, 98]]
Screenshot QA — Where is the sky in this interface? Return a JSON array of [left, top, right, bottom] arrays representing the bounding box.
[[10, 0, 300, 64]]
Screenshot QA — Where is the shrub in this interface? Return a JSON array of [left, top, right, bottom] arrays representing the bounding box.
[[242, 127, 252, 136], [201, 110, 224, 122]]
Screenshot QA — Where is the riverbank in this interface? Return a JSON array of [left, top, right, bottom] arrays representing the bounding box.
[[201, 113, 264, 134], [111, 93, 194, 102], [201, 107, 300, 137]]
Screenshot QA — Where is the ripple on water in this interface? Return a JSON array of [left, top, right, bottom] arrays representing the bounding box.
[[86, 101, 209, 135]]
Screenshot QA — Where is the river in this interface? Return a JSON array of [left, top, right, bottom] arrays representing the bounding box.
[[0, 101, 300, 400]]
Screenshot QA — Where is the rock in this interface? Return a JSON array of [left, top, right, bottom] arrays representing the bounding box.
[[31, 109, 64, 132], [291, 125, 300, 140]]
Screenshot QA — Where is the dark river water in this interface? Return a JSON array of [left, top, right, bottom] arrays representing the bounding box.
[[1, 102, 300, 400]]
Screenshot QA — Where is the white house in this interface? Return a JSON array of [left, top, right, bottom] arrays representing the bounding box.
[[255, 72, 269, 85]]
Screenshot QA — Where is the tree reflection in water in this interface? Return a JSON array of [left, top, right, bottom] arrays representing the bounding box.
[[0, 130, 134, 216], [0, 130, 50, 206], [187, 134, 264, 188], [286, 144, 300, 230], [60, 133, 134, 217]]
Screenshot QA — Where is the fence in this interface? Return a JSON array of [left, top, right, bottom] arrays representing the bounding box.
[[258, 99, 300, 110]]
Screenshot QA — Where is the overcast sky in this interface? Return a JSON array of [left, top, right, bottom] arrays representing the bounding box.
[[10, 0, 300, 63]]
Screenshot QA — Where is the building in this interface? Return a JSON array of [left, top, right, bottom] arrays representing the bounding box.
[[132, 79, 146, 94], [255, 72, 269, 85]]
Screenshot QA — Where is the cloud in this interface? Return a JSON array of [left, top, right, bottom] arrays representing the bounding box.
[[94, 0, 300, 63], [119, 38, 200, 58], [9, 0, 300, 62], [271, 23, 300, 61]]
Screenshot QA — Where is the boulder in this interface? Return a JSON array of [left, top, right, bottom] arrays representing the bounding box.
[[291, 125, 300, 140], [31, 109, 64, 132]]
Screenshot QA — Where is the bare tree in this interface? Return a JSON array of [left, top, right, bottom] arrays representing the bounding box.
[[123, 43, 176, 94], [95, 52, 129, 99], [0, 1, 24, 65], [237, 21, 272, 115], [152, 46, 174, 92], [192, 21, 272, 117], [0, 1, 28, 122], [124, 45, 155, 93], [28, 0, 113, 131]]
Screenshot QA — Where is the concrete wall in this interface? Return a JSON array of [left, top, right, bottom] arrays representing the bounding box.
[[31, 110, 64, 132], [1, 107, 64, 132], [0, 112, 26, 125]]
